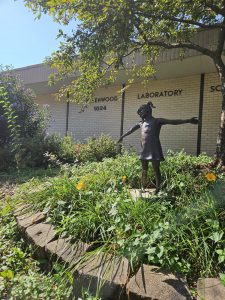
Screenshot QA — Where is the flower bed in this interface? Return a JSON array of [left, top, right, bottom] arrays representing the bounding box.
[[12, 151, 225, 286]]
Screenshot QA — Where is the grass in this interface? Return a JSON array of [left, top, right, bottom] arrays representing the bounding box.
[[10, 150, 225, 287], [0, 202, 73, 299], [0, 166, 60, 186]]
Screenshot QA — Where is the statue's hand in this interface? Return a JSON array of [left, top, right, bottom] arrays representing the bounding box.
[[190, 117, 198, 124]]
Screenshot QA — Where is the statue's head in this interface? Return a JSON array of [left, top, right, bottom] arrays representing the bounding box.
[[137, 102, 155, 120]]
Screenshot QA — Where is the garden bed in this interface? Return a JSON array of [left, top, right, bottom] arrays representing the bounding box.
[[11, 151, 225, 292]]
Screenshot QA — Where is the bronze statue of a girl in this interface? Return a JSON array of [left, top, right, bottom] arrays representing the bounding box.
[[118, 102, 198, 192]]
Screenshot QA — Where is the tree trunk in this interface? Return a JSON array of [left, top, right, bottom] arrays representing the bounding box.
[[214, 58, 225, 167]]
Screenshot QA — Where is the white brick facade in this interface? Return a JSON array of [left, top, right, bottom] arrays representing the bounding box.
[[202, 73, 221, 156], [36, 94, 67, 137], [34, 72, 222, 158], [68, 85, 122, 141], [123, 75, 199, 156]]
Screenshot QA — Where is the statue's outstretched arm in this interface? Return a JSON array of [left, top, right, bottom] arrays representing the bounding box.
[[159, 117, 198, 125], [118, 123, 140, 143]]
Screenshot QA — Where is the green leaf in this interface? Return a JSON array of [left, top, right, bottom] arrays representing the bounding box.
[[219, 273, 225, 286], [209, 232, 223, 243], [0, 269, 14, 280]]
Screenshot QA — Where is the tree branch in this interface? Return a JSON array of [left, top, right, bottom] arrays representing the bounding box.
[[136, 11, 224, 29], [216, 20, 225, 56], [204, 1, 224, 15], [134, 19, 214, 58]]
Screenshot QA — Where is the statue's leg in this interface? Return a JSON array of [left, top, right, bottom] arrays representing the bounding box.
[[151, 160, 161, 191], [141, 159, 149, 190]]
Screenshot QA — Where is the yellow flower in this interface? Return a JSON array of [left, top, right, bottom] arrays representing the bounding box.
[[205, 172, 217, 181], [121, 176, 127, 183], [76, 181, 86, 190]]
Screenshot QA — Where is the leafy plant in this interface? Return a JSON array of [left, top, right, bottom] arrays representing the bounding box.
[[0, 203, 72, 299], [0, 67, 51, 169], [75, 134, 118, 163], [12, 151, 224, 284]]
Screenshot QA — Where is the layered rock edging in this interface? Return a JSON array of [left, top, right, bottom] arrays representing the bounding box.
[[13, 205, 196, 299]]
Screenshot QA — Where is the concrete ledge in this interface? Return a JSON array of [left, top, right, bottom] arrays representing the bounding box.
[[197, 278, 225, 300], [46, 238, 90, 266], [73, 253, 129, 300], [14, 204, 32, 216], [129, 189, 156, 201], [14, 209, 195, 300], [16, 212, 45, 231], [25, 223, 57, 258], [127, 265, 192, 300]]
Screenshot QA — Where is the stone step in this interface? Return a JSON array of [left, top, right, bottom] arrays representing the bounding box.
[[73, 253, 130, 300], [16, 211, 45, 231], [127, 265, 192, 300], [46, 238, 90, 266], [197, 278, 225, 300]]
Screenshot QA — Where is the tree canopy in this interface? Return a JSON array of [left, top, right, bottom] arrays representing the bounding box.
[[24, 0, 225, 165], [24, 1, 224, 100]]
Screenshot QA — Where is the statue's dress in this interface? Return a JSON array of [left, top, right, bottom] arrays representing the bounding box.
[[138, 118, 164, 161]]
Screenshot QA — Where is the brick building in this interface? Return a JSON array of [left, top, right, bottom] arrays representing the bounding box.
[[14, 29, 223, 157]]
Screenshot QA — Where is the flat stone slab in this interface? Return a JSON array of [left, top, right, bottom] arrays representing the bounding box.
[[14, 204, 32, 216], [197, 278, 225, 300], [25, 223, 56, 258], [127, 265, 191, 300], [16, 212, 45, 231], [129, 189, 156, 200], [46, 238, 90, 266], [73, 253, 129, 299]]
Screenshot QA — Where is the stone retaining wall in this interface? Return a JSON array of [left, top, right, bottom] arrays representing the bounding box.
[[14, 205, 224, 300]]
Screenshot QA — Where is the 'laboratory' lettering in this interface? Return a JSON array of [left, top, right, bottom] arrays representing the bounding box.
[[137, 89, 183, 99]]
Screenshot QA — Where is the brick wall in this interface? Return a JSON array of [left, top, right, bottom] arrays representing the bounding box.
[[68, 85, 122, 141], [35, 73, 222, 158], [202, 73, 222, 156], [35, 94, 67, 137], [123, 75, 200, 156]]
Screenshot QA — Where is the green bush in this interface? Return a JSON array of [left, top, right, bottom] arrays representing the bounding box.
[[0, 147, 13, 171], [58, 135, 77, 163], [0, 67, 51, 169], [76, 134, 118, 162], [45, 134, 118, 166], [0, 68, 47, 145], [20, 134, 62, 167]]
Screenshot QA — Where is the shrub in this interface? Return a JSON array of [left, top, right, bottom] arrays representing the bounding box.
[[0, 147, 13, 171], [45, 134, 118, 166], [0, 68, 47, 144], [76, 134, 118, 162], [0, 67, 51, 169], [20, 134, 62, 167], [58, 135, 77, 163]]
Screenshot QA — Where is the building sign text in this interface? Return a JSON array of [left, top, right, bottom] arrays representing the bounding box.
[[92, 95, 118, 111], [94, 106, 107, 111], [138, 89, 183, 99], [210, 85, 221, 92], [94, 96, 118, 103]]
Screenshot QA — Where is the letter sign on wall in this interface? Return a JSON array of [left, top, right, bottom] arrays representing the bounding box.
[[137, 89, 183, 99]]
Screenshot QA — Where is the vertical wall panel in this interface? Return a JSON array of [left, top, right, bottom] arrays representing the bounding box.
[[201, 73, 222, 156], [68, 85, 122, 141], [35, 94, 67, 137], [123, 75, 200, 156]]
